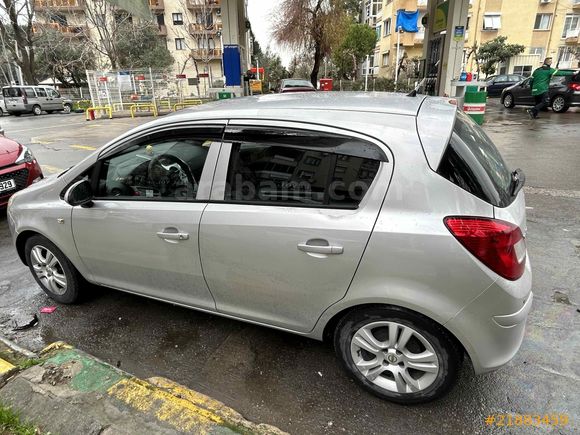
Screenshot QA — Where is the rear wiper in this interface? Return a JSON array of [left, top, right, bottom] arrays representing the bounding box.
[[510, 168, 526, 196]]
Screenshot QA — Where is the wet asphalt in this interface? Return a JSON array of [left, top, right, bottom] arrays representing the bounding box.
[[0, 103, 579, 434]]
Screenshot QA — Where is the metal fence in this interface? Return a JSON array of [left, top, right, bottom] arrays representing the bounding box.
[[85, 68, 208, 114]]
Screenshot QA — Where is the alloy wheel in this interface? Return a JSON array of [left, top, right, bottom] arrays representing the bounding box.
[[30, 245, 67, 295], [503, 94, 513, 107], [63, 104, 71, 114], [350, 321, 439, 394], [552, 96, 565, 112]]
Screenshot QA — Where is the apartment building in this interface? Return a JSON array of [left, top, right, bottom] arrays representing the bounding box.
[[361, 0, 428, 78], [33, 0, 251, 94], [362, 0, 579, 79], [465, 0, 580, 75]]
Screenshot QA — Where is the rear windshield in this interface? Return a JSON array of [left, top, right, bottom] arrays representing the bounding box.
[[437, 110, 513, 207], [2, 88, 22, 97]]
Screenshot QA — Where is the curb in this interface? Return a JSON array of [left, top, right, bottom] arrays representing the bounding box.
[[0, 339, 286, 434]]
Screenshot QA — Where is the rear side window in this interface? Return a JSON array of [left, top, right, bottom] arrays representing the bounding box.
[[23, 87, 36, 97], [2, 88, 22, 97], [224, 128, 383, 208], [437, 111, 513, 207]]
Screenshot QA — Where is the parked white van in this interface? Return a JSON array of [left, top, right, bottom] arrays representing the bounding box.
[[2, 85, 73, 116]]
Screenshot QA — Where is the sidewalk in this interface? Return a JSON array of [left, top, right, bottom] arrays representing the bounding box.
[[0, 340, 285, 435]]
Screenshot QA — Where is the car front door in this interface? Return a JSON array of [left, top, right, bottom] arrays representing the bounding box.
[[45, 88, 63, 111], [71, 124, 225, 310], [514, 78, 534, 105], [199, 122, 393, 332]]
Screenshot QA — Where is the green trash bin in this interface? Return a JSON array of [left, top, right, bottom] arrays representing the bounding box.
[[217, 91, 233, 100], [463, 90, 487, 125]]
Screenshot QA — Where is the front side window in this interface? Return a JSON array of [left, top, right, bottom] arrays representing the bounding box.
[[223, 128, 383, 208], [97, 129, 221, 201], [48, 89, 60, 98]]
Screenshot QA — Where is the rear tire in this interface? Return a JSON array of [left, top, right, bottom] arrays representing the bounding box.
[[502, 93, 515, 108], [551, 95, 569, 113], [32, 105, 42, 116], [334, 306, 461, 404], [24, 235, 83, 304]]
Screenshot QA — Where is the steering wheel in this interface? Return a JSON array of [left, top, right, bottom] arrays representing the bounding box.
[[147, 154, 196, 197]]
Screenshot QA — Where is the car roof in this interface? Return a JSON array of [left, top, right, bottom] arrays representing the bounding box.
[[170, 92, 429, 118]]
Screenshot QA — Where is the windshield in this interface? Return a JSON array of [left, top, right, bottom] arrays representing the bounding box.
[[437, 111, 514, 207]]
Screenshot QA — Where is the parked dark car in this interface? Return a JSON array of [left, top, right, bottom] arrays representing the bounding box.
[[501, 70, 580, 113], [486, 74, 525, 97], [278, 79, 316, 93], [0, 136, 43, 207]]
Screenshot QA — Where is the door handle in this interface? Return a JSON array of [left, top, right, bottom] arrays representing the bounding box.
[[297, 242, 343, 255], [157, 231, 189, 241]]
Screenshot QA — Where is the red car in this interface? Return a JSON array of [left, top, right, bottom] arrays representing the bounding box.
[[0, 135, 43, 207]]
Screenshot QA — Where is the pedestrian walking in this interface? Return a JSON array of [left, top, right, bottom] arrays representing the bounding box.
[[527, 57, 557, 119]]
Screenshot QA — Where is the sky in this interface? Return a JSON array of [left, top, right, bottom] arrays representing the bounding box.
[[246, 0, 294, 67]]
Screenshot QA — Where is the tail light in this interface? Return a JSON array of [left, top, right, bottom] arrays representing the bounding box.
[[444, 217, 526, 281], [569, 83, 580, 92]]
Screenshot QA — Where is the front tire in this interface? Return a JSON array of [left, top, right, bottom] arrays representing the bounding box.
[[334, 306, 461, 404], [25, 235, 83, 304], [63, 104, 72, 114], [502, 93, 515, 108]]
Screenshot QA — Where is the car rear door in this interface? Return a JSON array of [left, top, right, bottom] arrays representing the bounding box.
[[199, 121, 393, 332], [71, 123, 225, 310], [514, 78, 534, 105]]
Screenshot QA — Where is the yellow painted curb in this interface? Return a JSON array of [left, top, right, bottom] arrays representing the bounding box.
[[0, 358, 15, 375], [41, 341, 73, 354], [108, 378, 225, 434]]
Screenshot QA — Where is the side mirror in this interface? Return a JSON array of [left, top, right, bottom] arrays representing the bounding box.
[[64, 179, 93, 208]]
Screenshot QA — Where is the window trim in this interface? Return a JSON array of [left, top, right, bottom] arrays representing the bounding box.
[[172, 12, 183, 25], [534, 13, 552, 31], [483, 13, 501, 30]]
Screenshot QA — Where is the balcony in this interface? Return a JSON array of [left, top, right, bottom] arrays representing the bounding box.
[[187, 0, 221, 9], [190, 48, 223, 60], [565, 29, 579, 45], [189, 22, 222, 35], [34, 0, 85, 11], [33, 22, 87, 37], [157, 24, 167, 36], [149, 0, 164, 11]]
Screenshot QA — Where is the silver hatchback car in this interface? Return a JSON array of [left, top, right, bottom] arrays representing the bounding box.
[[8, 93, 532, 404]]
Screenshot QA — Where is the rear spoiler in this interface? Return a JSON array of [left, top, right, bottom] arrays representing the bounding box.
[[416, 97, 457, 171]]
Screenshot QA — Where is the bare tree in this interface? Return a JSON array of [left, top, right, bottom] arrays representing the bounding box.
[[273, 0, 348, 87], [0, 0, 36, 84]]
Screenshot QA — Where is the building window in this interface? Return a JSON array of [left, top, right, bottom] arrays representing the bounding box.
[[382, 52, 389, 66], [534, 14, 552, 30], [530, 47, 544, 58], [513, 65, 532, 77], [172, 13, 183, 25], [483, 14, 501, 30], [175, 38, 186, 50], [561, 14, 580, 38], [376, 24, 381, 40], [383, 18, 391, 36]]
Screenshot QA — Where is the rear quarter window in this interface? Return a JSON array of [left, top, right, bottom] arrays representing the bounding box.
[[2, 88, 22, 97], [437, 110, 513, 207]]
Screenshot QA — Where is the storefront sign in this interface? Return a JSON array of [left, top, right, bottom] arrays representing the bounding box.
[[434, 1, 449, 33]]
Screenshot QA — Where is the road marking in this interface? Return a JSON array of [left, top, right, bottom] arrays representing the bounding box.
[[70, 144, 97, 151], [30, 136, 55, 145], [41, 165, 63, 174], [0, 358, 15, 375]]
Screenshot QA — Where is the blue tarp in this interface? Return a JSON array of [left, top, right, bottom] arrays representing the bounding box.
[[395, 9, 419, 33], [223, 45, 242, 87]]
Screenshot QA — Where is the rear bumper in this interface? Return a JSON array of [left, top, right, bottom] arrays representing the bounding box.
[[445, 258, 533, 374]]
